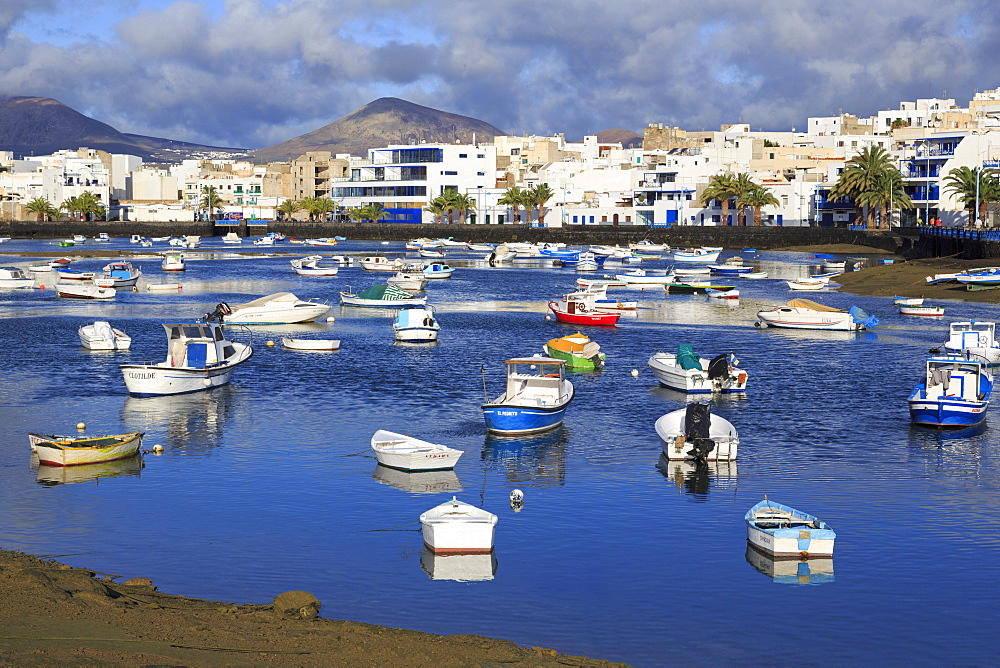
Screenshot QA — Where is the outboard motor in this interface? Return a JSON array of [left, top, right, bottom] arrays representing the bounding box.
[[684, 402, 716, 462], [204, 302, 232, 323]]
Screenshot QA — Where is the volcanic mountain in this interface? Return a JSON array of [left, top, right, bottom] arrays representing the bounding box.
[[596, 128, 642, 148], [253, 97, 507, 161], [0, 96, 248, 162]]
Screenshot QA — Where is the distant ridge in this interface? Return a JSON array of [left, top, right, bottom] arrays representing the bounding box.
[[0, 96, 249, 162], [596, 129, 642, 148], [253, 97, 508, 161]]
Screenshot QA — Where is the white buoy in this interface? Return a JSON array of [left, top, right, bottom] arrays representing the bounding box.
[[326, 316, 335, 322], [203, 378, 212, 386], [76, 422, 86, 430], [544, 315, 551, 320], [152, 444, 164, 453], [510, 489, 524, 503], [630, 369, 639, 377], [266, 340, 275, 347]]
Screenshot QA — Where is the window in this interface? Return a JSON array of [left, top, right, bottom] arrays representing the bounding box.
[[477, 154, 485, 158], [458, 154, 467, 158], [573, 216, 578, 223], [477, 172, 485, 176], [443, 171, 458, 176], [511, 149, 520, 156]]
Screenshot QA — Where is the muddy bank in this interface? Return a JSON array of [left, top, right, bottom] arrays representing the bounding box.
[[0, 549, 623, 667], [834, 258, 1000, 304]]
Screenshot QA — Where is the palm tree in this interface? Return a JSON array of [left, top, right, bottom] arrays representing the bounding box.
[[859, 169, 913, 229], [700, 174, 736, 226], [438, 191, 461, 224], [528, 183, 554, 226], [277, 199, 301, 222], [423, 199, 446, 224], [729, 173, 758, 226], [743, 185, 780, 227], [60, 197, 80, 221], [361, 203, 388, 223], [347, 207, 367, 223], [498, 186, 525, 224], [25, 197, 52, 222], [200, 186, 225, 221], [943, 166, 1000, 227], [309, 197, 337, 222], [827, 145, 896, 227], [75, 191, 105, 221], [449, 192, 477, 224]]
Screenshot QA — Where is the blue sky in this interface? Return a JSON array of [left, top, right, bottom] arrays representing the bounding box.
[[3, 0, 1000, 150]]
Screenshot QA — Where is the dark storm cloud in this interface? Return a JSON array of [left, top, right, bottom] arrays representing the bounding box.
[[2, 0, 1000, 149]]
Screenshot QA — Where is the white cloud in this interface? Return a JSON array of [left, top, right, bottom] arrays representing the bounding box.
[[1, 0, 999, 149]]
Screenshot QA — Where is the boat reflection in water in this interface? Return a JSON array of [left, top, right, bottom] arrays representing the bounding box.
[[120, 386, 236, 455], [482, 426, 567, 487], [371, 463, 462, 495], [744, 544, 835, 585], [656, 454, 738, 498], [34, 453, 144, 486], [420, 546, 498, 582]]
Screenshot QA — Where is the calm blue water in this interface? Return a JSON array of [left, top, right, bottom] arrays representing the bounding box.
[[2, 237, 999, 666]]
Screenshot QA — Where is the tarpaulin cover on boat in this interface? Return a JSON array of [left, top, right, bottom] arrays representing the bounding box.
[[356, 284, 414, 300], [684, 403, 712, 440], [677, 343, 701, 370], [786, 298, 844, 312]]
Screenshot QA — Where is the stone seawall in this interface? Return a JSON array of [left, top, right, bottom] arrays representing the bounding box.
[[1, 219, 916, 253]]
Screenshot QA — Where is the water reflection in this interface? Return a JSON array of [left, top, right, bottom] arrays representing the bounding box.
[[744, 545, 835, 585], [648, 385, 750, 409], [372, 463, 462, 494], [482, 427, 567, 487], [420, 546, 497, 582], [655, 454, 738, 499], [120, 386, 236, 454], [34, 454, 144, 486]]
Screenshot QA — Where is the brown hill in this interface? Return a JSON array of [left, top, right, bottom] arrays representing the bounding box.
[[596, 128, 642, 148], [253, 97, 507, 161], [0, 96, 248, 162]]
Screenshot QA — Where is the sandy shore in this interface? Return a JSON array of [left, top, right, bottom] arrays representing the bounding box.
[[0, 549, 623, 667]]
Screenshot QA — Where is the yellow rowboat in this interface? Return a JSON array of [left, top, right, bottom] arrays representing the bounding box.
[[30, 431, 144, 467]]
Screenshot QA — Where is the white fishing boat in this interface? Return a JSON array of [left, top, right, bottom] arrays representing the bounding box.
[[161, 253, 185, 271], [787, 279, 829, 290], [290, 256, 339, 276], [55, 268, 95, 281], [629, 239, 669, 252], [419, 497, 498, 554], [647, 346, 748, 394], [745, 499, 837, 558], [340, 284, 428, 307], [673, 248, 721, 263], [393, 305, 440, 342], [281, 338, 340, 350], [419, 248, 446, 258], [821, 260, 846, 272], [387, 271, 427, 291], [147, 283, 183, 291], [306, 238, 339, 246], [893, 296, 924, 306], [740, 271, 768, 279], [32, 431, 143, 467], [100, 261, 142, 287], [370, 430, 463, 471], [486, 244, 516, 264], [222, 231, 242, 244], [613, 268, 676, 285], [360, 256, 403, 271], [756, 299, 877, 331], [252, 235, 276, 245], [129, 234, 143, 244], [438, 238, 468, 248], [222, 292, 331, 324], [956, 267, 1000, 290], [900, 304, 945, 316], [943, 321, 1000, 365], [706, 287, 740, 299], [674, 266, 711, 277], [56, 283, 116, 299], [120, 318, 253, 396], [654, 403, 739, 461], [78, 321, 131, 350], [926, 272, 959, 285], [0, 267, 34, 288], [467, 243, 494, 252], [482, 357, 574, 434]]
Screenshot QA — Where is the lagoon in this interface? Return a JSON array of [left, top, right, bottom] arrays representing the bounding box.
[[1, 237, 999, 666]]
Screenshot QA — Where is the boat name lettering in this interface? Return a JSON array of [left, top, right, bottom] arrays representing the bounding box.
[[497, 411, 518, 416], [128, 372, 155, 379]]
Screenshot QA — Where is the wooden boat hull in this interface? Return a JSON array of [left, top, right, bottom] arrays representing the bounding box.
[[420, 500, 497, 554], [745, 500, 836, 558], [56, 284, 116, 299], [34, 432, 143, 467], [371, 430, 463, 471]]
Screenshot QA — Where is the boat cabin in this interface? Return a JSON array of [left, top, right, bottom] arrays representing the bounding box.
[[501, 357, 567, 405], [162, 322, 234, 369], [947, 321, 998, 353], [922, 356, 993, 401]]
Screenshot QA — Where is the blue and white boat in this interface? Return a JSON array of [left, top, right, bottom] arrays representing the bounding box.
[[393, 305, 440, 342], [943, 321, 1000, 366], [481, 357, 574, 435], [422, 263, 455, 279], [745, 499, 837, 558], [908, 354, 994, 428], [955, 267, 1000, 290], [538, 248, 581, 260]]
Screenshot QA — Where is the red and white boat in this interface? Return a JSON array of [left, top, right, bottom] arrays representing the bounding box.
[[548, 297, 621, 326]]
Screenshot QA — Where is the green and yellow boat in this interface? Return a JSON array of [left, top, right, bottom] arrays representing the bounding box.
[[543, 332, 605, 370]]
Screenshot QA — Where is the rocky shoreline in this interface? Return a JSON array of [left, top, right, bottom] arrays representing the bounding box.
[[0, 549, 624, 666]]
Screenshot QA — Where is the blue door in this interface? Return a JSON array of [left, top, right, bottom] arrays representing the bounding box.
[[186, 343, 208, 368]]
